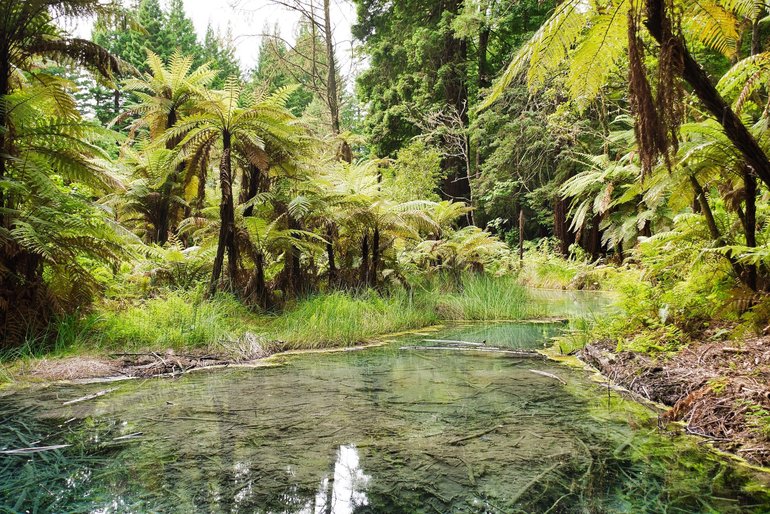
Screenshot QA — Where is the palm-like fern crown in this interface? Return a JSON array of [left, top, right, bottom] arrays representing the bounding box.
[[2, 0, 126, 88], [122, 51, 216, 137], [170, 79, 308, 183], [1, 81, 128, 293]]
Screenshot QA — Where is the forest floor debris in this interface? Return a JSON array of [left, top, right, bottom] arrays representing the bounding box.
[[580, 331, 770, 466], [19, 332, 279, 381]]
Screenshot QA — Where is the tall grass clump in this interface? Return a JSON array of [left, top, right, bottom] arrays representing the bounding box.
[[0, 313, 99, 363], [436, 274, 544, 320], [94, 290, 264, 350], [272, 290, 438, 348]]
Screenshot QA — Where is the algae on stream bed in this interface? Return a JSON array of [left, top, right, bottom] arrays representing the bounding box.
[[1, 321, 769, 513]]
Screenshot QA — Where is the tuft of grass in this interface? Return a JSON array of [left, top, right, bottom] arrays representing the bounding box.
[[1, 273, 551, 370], [272, 275, 543, 348], [271, 290, 438, 349], [436, 274, 543, 320], [93, 291, 265, 350]]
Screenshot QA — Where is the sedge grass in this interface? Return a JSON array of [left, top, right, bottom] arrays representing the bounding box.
[[3, 274, 548, 367], [270, 290, 439, 349]]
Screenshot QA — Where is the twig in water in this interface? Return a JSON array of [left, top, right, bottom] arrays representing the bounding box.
[[1, 444, 70, 454], [423, 339, 486, 346], [112, 432, 144, 441], [528, 369, 566, 385], [62, 388, 116, 406], [509, 462, 561, 506]]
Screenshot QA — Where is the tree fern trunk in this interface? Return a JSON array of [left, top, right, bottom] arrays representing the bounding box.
[[256, 252, 268, 308], [359, 232, 369, 286], [690, 175, 750, 288], [743, 168, 758, 290], [371, 226, 380, 287], [210, 134, 238, 296], [327, 224, 337, 287]]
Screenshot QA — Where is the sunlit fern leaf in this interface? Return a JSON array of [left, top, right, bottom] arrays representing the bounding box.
[[567, 1, 629, 105], [717, 52, 770, 114], [682, 0, 741, 57], [481, 0, 590, 109], [716, 0, 768, 21]]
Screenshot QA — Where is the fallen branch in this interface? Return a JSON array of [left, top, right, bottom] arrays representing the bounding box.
[[62, 388, 116, 406], [111, 352, 221, 360], [423, 339, 486, 346], [400, 346, 544, 358]]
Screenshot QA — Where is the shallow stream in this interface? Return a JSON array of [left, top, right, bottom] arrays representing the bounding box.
[[1, 293, 769, 513]]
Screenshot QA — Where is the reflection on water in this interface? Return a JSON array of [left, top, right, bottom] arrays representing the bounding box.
[[310, 445, 369, 514], [530, 288, 617, 318], [1, 320, 769, 512]]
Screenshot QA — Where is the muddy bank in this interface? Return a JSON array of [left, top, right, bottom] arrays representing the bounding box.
[[580, 336, 770, 466]]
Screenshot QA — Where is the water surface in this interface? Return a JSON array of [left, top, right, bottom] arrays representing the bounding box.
[[1, 319, 768, 512]]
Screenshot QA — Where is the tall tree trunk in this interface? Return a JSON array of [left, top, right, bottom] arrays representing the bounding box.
[[371, 226, 380, 287], [440, 0, 472, 219], [478, 20, 491, 90], [326, 223, 337, 287], [554, 198, 572, 256], [322, 0, 351, 161], [209, 133, 239, 295], [644, 0, 770, 190], [359, 232, 369, 286]]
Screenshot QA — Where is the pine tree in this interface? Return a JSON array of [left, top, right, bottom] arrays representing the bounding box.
[[164, 0, 202, 65], [203, 23, 241, 88], [251, 27, 313, 116]]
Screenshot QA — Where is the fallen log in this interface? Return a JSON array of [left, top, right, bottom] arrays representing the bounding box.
[[400, 346, 545, 358]]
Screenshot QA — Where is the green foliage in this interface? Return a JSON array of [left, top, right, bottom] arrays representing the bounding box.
[[272, 290, 438, 348], [202, 24, 241, 88], [740, 400, 770, 440], [383, 140, 444, 202], [94, 290, 261, 350]]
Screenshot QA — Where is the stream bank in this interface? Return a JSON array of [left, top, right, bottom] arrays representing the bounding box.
[[580, 332, 770, 467]]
